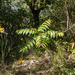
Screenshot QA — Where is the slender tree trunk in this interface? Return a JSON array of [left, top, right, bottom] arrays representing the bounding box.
[[33, 10, 39, 28], [27, 0, 45, 28], [0, 0, 2, 9], [32, 10, 40, 28], [65, 0, 69, 30]]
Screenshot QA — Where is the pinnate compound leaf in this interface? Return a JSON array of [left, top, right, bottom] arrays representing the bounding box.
[[38, 19, 51, 32], [16, 28, 36, 35], [46, 31, 64, 38], [17, 19, 64, 53]]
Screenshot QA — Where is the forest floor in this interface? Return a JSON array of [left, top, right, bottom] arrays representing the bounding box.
[[0, 49, 75, 75]]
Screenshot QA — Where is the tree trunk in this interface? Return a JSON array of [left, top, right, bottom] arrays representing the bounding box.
[[27, 0, 45, 28], [32, 10, 40, 28]]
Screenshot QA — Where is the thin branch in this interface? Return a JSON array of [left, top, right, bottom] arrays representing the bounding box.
[[65, 0, 70, 30], [60, 23, 75, 33]]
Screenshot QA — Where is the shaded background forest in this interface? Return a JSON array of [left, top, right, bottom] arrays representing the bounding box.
[[0, 0, 75, 75]]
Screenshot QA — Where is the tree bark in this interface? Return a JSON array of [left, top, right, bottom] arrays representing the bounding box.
[[65, 0, 70, 30], [31, 9, 40, 28], [27, 0, 45, 28]]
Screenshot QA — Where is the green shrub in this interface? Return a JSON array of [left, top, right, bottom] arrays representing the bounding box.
[[16, 19, 64, 53]]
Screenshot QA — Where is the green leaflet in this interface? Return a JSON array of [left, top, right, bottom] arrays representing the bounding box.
[[19, 29, 24, 34], [36, 41, 41, 47], [58, 32, 64, 37], [25, 47, 28, 52], [36, 36, 41, 42], [20, 46, 28, 53], [29, 29, 32, 35], [23, 29, 28, 35], [42, 43, 46, 47], [43, 41, 48, 47], [42, 34, 46, 38], [52, 32, 55, 38], [29, 41, 33, 47], [25, 29, 29, 35], [32, 30, 34, 35], [50, 32, 53, 38], [43, 24, 49, 29], [38, 27, 44, 32], [27, 44, 30, 49], [32, 40, 36, 44]]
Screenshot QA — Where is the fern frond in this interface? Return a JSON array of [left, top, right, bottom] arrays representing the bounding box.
[[16, 28, 36, 35], [16, 19, 64, 53], [36, 39, 49, 48], [35, 34, 49, 48], [46, 31, 64, 38], [20, 39, 36, 52], [41, 39, 49, 47], [38, 19, 51, 32], [35, 35, 41, 47]]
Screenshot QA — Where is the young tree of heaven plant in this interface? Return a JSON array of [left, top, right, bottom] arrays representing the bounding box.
[[16, 19, 64, 53]]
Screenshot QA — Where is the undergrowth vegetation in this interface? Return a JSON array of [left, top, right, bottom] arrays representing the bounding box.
[[0, 0, 75, 75], [16, 19, 64, 53]]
